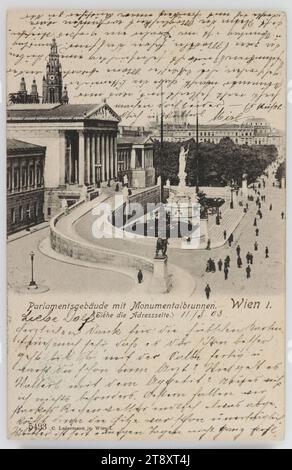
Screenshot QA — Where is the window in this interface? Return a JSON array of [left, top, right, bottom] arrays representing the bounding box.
[[36, 166, 41, 186], [13, 169, 18, 189], [22, 169, 27, 187], [26, 204, 31, 219], [29, 167, 34, 186], [7, 170, 11, 190], [48, 207, 51, 216], [19, 206, 24, 221], [11, 208, 16, 224]]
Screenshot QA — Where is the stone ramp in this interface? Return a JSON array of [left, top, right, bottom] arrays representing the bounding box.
[[208, 206, 246, 248]]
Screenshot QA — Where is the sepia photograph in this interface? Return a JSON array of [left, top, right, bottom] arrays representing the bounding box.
[[5, 7, 287, 444]]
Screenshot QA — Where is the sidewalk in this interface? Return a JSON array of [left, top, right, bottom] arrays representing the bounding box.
[[7, 222, 49, 243], [208, 205, 246, 249]]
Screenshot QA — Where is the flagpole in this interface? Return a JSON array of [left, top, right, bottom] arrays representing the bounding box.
[[196, 97, 199, 194], [159, 80, 164, 201], [160, 79, 164, 153]]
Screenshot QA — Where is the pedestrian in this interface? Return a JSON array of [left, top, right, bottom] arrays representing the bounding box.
[[255, 228, 259, 237], [137, 269, 143, 284], [246, 252, 251, 264], [223, 230, 227, 240], [236, 245, 241, 256], [225, 255, 231, 268], [250, 253, 254, 265], [254, 218, 257, 227], [115, 182, 120, 192], [246, 265, 251, 279], [237, 256, 242, 268], [218, 259, 223, 272], [270, 204, 273, 211], [206, 258, 213, 272], [281, 211, 285, 220], [224, 266, 229, 280], [228, 235, 232, 247], [265, 246, 269, 258], [254, 241, 258, 251], [207, 239, 211, 250], [205, 284, 211, 299]]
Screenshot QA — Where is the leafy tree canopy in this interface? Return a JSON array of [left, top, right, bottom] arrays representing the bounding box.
[[153, 137, 278, 187], [275, 161, 286, 182]]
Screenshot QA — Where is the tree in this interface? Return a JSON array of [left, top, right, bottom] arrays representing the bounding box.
[[275, 162, 286, 183], [153, 138, 278, 187]]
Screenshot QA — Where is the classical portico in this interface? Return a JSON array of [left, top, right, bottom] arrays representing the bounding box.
[[59, 128, 117, 187], [117, 134, 155, 188], [7, 102, 120, 216]]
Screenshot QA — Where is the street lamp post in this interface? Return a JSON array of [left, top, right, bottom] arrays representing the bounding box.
[[28, 251, 38, 289], [230, 187, 234, 209]]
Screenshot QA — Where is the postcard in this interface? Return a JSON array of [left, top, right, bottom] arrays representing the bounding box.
[[6, 9, 286, 441]]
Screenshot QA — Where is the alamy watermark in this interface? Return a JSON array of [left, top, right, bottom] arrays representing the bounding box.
[[91, 195, 201, 245]]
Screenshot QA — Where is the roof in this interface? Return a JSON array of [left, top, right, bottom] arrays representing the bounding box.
[[117, 135, 153, 145], [7, 102, 120, 123], [7, 139, 45, 156]]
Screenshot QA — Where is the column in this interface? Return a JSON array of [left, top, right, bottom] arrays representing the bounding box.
[[68, 138, 72, 184], [85, 133, 91, 185], [92, 134, 96, 185], [96, 133, 101, 184], [59, 130, 66, 186], [78, 131, 85, 185], [105, 133, 109, 181], [130, 147, 136, 169], [110, 134, 114, 180], [113, 134, 117, 179], [142, 147, 145, 169], [101, 133, 106, 182], [105, 133, 110, 180], [34, 158, 38, 188]]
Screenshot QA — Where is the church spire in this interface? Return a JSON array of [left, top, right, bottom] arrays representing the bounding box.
[[42, 38, 67, 104]]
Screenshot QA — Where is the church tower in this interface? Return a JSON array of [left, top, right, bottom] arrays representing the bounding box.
[[42, 38, 68, 104]]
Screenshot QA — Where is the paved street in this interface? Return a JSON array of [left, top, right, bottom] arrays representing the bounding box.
[[75, 168, 285, 297], [7, 228, 134, 294], [8, 167, 285, 298]]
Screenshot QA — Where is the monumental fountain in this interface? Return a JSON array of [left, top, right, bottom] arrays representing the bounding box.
[[165, 145, 208, 248]]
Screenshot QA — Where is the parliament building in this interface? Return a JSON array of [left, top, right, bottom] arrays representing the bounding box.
[[7, 39, 155, 219]]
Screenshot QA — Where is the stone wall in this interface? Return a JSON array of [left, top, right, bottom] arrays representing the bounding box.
[[113, 184, 161, 228], [129, 184, 161, 211], [50, 200, 154, 273]]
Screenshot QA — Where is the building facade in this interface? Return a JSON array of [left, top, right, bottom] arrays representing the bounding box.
[[7, 139, 45, 235], [149, 116, 284, 154], [7, 102, 121, 217], [117, 126, 155, 188]]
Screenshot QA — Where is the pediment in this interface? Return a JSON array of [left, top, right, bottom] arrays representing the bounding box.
[[86, 104, 121, 122]]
